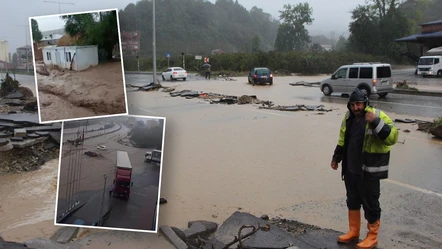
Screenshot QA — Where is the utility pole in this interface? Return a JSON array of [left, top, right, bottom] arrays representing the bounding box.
[[182, 52, 185, 69], [152, 0, 157, 84], [98, 174, 107, 226], [43, 0, 75, 14], [137, 52, 140, 72], [16, 25, 30, 74]]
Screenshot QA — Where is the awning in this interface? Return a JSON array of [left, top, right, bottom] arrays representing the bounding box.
[[427, 46, 442, 54], [395, 31, 442, 43]]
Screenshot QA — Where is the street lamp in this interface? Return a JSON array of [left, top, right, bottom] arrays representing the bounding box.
[[152, 0, 157, 84], [43, 0, 75, 14]]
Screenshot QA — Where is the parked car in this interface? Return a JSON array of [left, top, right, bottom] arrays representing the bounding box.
[[162, 67, 187, 81], [319, 62, 393, 97], [97, 145, 107, 150], [248, 67, 273, 85]]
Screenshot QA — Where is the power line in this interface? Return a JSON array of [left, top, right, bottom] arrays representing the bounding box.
[[43, 0, 75, 14]]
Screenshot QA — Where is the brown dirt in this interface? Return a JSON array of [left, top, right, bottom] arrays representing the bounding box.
[[36, 61, 127, 122]]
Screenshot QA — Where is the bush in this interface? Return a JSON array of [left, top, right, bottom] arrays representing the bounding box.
[[123, 51, 384, 76]]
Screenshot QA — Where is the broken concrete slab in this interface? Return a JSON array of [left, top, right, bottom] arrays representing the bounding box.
[[0, 132, 8, 138], [14, 128, 27, 137], [258, 105, 332, 112], [10, 136, 48, 149], [213, 211, 298, 249], [55, 226, 79, 244], [3, 91, 24, 99], [0, 121, 23, 128], [0, 138, 8, 146], [160, 226, 190, 249], [294, 229, 358, 249], [5, 99, 24, 106], [183, 222, 208, 239], [0, 113, 39, 125], [10, 137, 24, 141], [188, 220, 218, 234], [25, 126, 62, 132], [36, 131, 50, 136], [25, 238, 67, 249], [0, 142, 13, 152], [28, 133, 40, 138]]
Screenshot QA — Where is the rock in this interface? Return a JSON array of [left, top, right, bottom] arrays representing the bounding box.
[[159, 226, 189, 249], [160, 197, 167, 204], [261, 214, 269, 220], [0, 132, 9, 138], [403, 129, 410, 133], [429, 125, 442, 139], [171, 226, 187, 241], [23, 99, 38, 112], [188, 220, 218, 234], [184, 221, 218, 240]]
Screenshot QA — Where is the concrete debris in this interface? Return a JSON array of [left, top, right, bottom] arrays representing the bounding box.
[[159, 211, 348, 249], [289, 81, 320, 87], [395, 118, 442, 139], [160, 197, 168, 204], [259, 104, 332, 112]]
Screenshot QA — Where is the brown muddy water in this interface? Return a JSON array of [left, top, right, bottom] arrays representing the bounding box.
[[0, 159, 59, 242]]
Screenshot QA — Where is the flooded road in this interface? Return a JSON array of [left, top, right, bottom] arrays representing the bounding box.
[[0, 159, 59, 242], [125, 76, 442, 248]]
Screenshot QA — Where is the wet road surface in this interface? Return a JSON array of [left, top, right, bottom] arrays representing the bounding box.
[[56, 122, 160, 231], [125, 74, 442, 248]]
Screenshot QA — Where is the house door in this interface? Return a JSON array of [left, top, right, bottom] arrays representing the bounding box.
[[55, 51, 61, 68]]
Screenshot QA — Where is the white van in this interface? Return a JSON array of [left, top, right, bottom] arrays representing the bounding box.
[[144, 149, 162, 164], [320, 63, 394, 97], [417, 56, 442, 77]]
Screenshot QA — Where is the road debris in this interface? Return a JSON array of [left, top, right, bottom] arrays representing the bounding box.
[[259, 104, 332, 112], [395, 118, 442, 139], [289, 81, 320, 87], [158, 211, 348, 249]]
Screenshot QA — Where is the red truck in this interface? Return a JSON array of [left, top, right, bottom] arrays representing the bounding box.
[[112, 151, 133, 199]]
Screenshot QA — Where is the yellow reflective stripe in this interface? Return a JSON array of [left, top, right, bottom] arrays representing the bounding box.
[[362, 165, 389, 173]]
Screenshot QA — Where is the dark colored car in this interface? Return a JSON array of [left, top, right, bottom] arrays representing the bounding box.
[[248, 67, 273, 85]]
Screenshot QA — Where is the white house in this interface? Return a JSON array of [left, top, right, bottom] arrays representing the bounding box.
[[42, 45, 99, 71]]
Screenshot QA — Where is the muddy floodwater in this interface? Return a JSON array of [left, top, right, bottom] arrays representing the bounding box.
[[36, 61, 127, 122], [0, 159, 59, 242]]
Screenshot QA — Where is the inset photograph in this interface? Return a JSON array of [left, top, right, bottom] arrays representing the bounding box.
[[55, 115, 165, 233], [29, 9, 128, 123]]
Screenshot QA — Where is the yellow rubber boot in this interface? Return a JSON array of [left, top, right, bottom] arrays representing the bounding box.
[[357, 219, 380, 249], [338, 210, 361, 243]]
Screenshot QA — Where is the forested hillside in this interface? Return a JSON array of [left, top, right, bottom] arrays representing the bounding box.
[[118, 0, 280, 57]]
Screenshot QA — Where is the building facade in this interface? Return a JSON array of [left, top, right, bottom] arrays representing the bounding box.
[[42, 45, 99, 71], [0, 40, 9, 63], [121, 30, 140, 56]]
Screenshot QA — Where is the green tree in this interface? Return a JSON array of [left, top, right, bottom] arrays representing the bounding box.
[[251, 35, 261, 53], [274, 2, 314, 52], [333, 35, 348, 51], [31, 19, 43, 43], [311, 43, 324, 52], [61, 10, 119, 60]]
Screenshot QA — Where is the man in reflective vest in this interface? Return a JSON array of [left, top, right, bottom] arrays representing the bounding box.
[[331, 88, 399, 249]]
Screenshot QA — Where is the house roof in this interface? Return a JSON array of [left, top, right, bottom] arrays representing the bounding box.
[[420, 20, 442, 26], [41, 34, 64, 41]]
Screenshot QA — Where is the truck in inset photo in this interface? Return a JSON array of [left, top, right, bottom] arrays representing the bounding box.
[[113, 151, 133, 199], [144, 149, 162, 164]]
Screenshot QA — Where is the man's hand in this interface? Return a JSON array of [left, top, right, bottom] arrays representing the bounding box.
[[331, 160, 338, 170], [365, 110, 376, 123]]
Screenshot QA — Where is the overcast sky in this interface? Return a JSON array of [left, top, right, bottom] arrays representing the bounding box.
[[1, 0, 367, 54]]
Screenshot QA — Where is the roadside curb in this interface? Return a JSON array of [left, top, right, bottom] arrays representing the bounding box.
[[393, 89, 442, 97]]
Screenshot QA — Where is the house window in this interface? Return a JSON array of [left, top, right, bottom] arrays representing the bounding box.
[[46, 52, 51, 60], [66, 52, 72, 62]]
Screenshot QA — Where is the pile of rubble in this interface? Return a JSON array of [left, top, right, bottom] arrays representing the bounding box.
[[168, 90, 333, 113], [395, 118, 442, 139], [289, 81, 321, 87], [0, 87, 38, 114], [0, 113, 61, 174], [160, 211, 345, 249]]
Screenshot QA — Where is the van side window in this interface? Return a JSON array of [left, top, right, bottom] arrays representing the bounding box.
[[349, 68, 359, 79], [336, 68, 347, 78], [359, 68, 373, 79], [435, 58, 440, 64], [376, 66, 391, 78]]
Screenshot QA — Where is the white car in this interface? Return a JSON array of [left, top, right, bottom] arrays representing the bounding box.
[[162, 67, 187, 81], [97, 145, 107, 150]]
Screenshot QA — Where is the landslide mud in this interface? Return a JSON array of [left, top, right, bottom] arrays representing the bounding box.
[[36, 61, 127, 121]]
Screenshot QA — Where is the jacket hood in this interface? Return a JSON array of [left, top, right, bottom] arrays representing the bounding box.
[[347, 88, 370, 114]]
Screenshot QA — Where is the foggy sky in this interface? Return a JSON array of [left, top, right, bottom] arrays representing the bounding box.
[[1, 0, 366, 54]]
